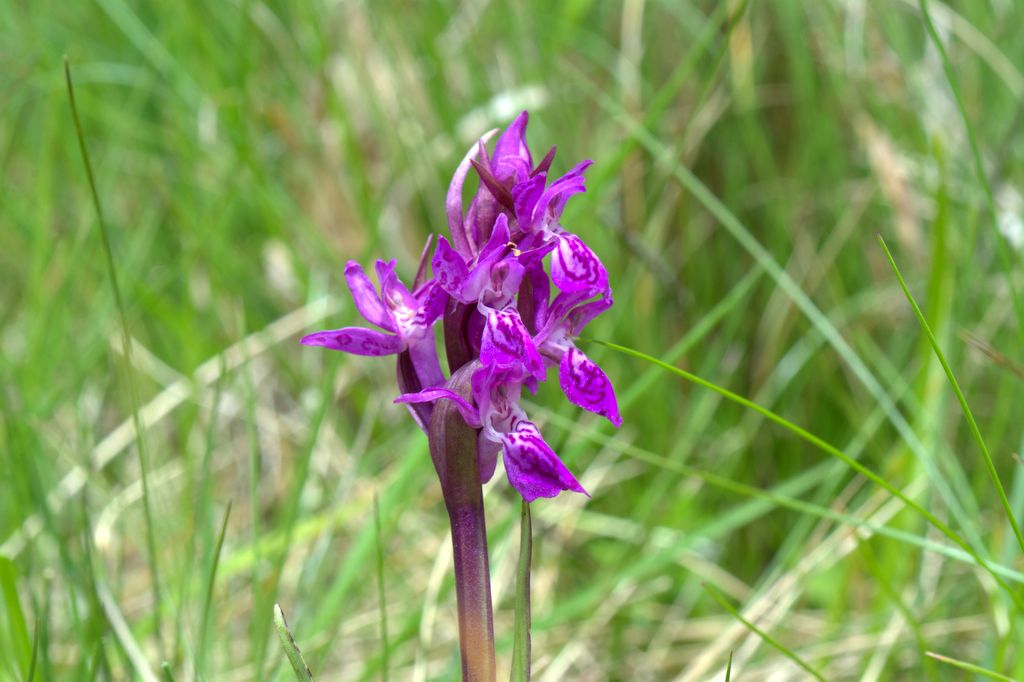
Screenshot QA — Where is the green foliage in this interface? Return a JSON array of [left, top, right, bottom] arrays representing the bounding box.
[[2, 0, 1023, 678]]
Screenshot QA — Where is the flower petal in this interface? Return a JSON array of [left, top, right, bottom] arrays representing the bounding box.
[[491, 111, 532, 183], [447, 136, 492, 257], [432, 236, 471, 299], [551, 233, 610, 297], [343, 261, 394, 332], [541, 160, 593, 220], [512, 173, 546, 231], [477, 433, 501, 484], [559, 347, 621, 427], [374, 259, 417, 310], [480, 309, 545, 379], [395, 387, 481, 428], [407, 335, 445, 389], [566, 295, 613, 336], [517, 257, 550, 334], [477, 213, 512, 261], [414, 281, 449, 328], [501, 421, 587, 502], [300, 327, 402, 356]]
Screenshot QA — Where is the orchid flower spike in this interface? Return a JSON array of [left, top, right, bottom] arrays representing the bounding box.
[[303, 111, 620, 502]]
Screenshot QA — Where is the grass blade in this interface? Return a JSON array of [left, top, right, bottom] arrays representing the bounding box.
[[373, 494, 390, 682], [26, 620, 39, 682], [274, 604, 313, 682], [703, 583, 825, 682], [917, 0, 1024, 338], [925, 651, 1018, 681], [878, 235, 1024, 555], [64, 55, 164, 654], [724, 651, 732, 682], [198, 501, 232, 675], [0, 557, 31, 677], [568, 71, 978, 529], [510, 500, 532, 682], [592, 338, 1024, 611]]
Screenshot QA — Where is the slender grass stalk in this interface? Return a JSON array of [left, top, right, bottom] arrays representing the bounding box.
[[917, 0, 1024, 340], [27, 620, 39, 682], [373, 494, 390, 682], [237, 313, 269, 677], [509, 500, 532, 682], [198, 501, 232, 675], [64, 55, 164, 656], [548, 404, 1024, 585], [569, 70, 978, 529], [703, 583, 826, 682], [0, 557, 31, 677], [878, 235, 1024, 555], [925, 652, 1018, 681], [592, 339, 1024, 611], [274, 604, 313, 682]]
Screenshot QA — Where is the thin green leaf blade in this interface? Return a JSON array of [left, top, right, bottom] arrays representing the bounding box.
[[0, 557, 31, 678], [704, 583, 825, 682], [878, 234, 1024, 555], [926, 651, 1018, 681], [510, 500, 532, 682], [274, 604, 314, 682]]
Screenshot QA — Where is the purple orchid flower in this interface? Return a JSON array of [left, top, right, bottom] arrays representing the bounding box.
[[300, 258, 448, 391], [304, 110, 619, 503], [303, 111, 622, 679]]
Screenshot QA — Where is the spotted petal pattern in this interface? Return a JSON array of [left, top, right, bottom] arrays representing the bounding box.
[[301, 327, 402, 356], [480, 309, 545, 380], [501, 421, 587, 502], [559, 347, 621, 426], [551, 233, 609, 297]]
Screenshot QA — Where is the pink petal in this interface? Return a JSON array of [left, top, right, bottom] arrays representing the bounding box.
[[447, 139, 485, 256], [551, 233, 610, 297], [432, 236, 471, 300], [414, 281, 449, 328], [559, 347, 621, 427], [477, 433, 501, 484], [512, 174, 546, 231], [395, 387, 481, 428], [501, 421, 587, 502], [542, 160, 593, 219], [480, 309, 545, 379], [566, 295, 613, 336], [407, 336, 445, 389], [491, 111, 532, 183], [343, 261, 394, 332], [478, 213, 511, 260], [376, 259, 418, 311], [517, 258, 550, 334], [300, 327, 402, 356]]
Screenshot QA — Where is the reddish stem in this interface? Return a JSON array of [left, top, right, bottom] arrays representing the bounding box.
[[428, 362, 496, 682]]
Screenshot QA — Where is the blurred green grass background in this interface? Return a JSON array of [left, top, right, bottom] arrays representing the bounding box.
[[3, 0, 1024, 679]]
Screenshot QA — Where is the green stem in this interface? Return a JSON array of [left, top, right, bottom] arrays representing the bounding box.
[[510, 501, 532, 682]]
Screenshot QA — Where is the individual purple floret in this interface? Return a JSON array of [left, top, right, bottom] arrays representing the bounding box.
[[300, 258, 447, 390], [303, 111, 619, 502]]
